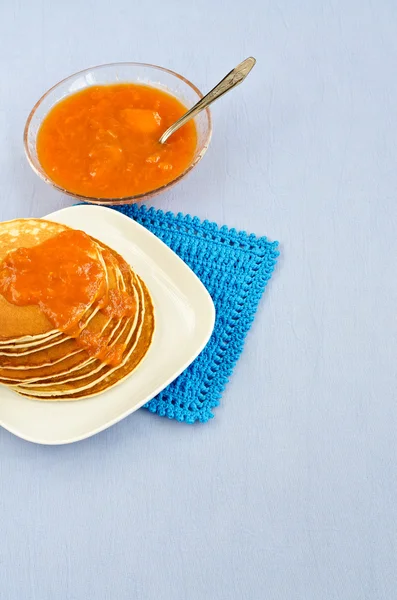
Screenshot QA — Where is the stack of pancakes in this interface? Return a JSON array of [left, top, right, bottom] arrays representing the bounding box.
[[0, 218, 154, 401]]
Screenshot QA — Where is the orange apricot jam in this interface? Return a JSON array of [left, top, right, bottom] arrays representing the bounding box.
[[0, 230, 106, 331], [37, 83, 198, 198], [75, 329, 126, 367], [102, 289, 136, 319]]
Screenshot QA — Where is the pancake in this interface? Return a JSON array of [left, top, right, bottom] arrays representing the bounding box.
[[0, 218, 155, 401], [0, 242, 109, 355], [0, 330, 62, 348], [17, 272, 140, 387], [0, 276, 139, 385], [0, 242, 115, 369], [17, 271, 144, 390], [0, 219, 106, 342], [0, 243, 137, 382], [0, 220, 67, 341], [14, 277, 154, 400]]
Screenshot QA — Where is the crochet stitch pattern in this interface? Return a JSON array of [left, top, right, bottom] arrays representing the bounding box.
[[112, 204, 279, 423]]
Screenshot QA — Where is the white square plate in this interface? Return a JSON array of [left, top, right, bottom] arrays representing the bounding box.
[[0, 205, 215, 444]]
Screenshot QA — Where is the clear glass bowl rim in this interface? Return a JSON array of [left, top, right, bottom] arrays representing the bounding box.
[[23, 61, 213, 204]]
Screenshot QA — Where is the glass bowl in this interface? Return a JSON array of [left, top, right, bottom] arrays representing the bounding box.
[[24, 62, 212, 205]]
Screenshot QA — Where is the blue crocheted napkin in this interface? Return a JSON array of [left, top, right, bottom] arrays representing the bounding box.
[[112, 205, 279, 423]]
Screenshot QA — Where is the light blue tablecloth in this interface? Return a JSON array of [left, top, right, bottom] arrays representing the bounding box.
[[1, 1, 396, 598]]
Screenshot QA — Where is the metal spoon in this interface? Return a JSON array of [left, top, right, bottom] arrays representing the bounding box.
[[158, 57, 256, 144]]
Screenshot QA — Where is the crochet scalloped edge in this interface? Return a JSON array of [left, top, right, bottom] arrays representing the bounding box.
[[119, 204, 276, 253]]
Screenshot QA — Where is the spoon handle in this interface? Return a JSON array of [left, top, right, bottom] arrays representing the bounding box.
[[159, 57, 256, 144]]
